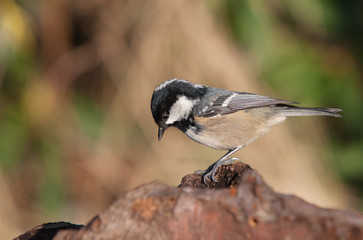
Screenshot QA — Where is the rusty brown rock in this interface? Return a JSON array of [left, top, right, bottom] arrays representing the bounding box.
[[16, 163, 363, 240]]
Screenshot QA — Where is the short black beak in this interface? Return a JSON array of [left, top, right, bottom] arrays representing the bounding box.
[[158, 126, 166, 140]]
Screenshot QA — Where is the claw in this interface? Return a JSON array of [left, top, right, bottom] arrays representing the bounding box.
[[203, 171, 212, 184], [211, 170, 219, 182]]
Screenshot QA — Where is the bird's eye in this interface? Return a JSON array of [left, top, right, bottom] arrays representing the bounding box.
[[162, 113, 169, 121]]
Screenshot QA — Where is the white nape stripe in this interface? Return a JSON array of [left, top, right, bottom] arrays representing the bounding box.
[[192, 83, 205, 89], [166, 95, 198, 124], [155, 78, 204, 91], [222, 93, 237, 107]]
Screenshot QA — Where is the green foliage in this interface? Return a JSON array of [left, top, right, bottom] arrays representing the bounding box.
[[73, 96, 105, 141], [0, 108, 28, 170], [38, 139, 65, 213]]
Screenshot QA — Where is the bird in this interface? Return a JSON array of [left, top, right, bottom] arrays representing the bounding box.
[[150, 78, 342, 184]]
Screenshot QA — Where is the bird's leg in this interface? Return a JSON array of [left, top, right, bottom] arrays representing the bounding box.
[[196, 147, 242, 184]]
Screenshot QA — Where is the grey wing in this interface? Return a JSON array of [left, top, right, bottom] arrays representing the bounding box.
[[228, 93, 297, 111], [198, 92, 297, 117]]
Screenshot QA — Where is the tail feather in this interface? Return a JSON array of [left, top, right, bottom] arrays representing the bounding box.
[[276, 106, 342, 118]]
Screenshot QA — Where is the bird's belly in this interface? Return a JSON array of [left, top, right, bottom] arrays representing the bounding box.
[[186, 109, 286, 150]]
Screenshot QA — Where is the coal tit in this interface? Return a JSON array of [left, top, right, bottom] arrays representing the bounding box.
[[150, 78, 342, 184]]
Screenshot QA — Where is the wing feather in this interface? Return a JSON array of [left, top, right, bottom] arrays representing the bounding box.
[[198, 92, 297, 117], [228, 93, 297, 111]]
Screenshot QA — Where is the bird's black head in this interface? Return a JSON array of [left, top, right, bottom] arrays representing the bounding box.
[[150, 79, 207, 140]]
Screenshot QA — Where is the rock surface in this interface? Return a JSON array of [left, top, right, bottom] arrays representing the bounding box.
[[15, 163, 363, 240]]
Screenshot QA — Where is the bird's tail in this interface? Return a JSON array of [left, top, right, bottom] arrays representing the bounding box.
[[276, 106, 342, 118]]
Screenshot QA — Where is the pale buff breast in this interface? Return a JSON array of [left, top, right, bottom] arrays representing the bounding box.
[[185, 107, 286, 150]]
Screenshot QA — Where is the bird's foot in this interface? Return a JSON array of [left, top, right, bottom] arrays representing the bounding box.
[[196, 157, 242, 184]]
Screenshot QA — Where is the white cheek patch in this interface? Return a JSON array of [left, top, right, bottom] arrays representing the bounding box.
[[166, 96, 198, 124]]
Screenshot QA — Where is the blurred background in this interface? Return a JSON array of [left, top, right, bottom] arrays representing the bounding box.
[[1, 0, 362, 238]]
